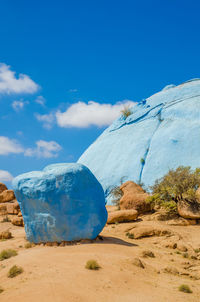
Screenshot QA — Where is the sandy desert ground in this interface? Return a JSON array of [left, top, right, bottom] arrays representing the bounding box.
[[0, 207, 200, 302]]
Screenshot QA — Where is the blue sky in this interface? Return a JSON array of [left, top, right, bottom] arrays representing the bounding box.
[[0, 0, 200, 187]]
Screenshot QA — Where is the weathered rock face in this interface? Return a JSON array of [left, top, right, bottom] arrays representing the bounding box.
[[12, 163, 108, 243], [0, 183, 21, 225], [0, 182, 7, 194], [107, 209, 138, 224], [0, 190, 15, 203], [78, 79, 200, 203], [177, 200, 200, 219], [119, 181, 150, 214]]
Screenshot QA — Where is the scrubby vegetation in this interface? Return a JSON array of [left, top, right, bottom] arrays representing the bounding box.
[[140, 158, 145, 165], [8, 265, 23, 278], [110, 186, 123, 209], [0, 286, 4, 294], [126, 232, 134, 239], [24, 242, 34, 249], [146, 166, 200, 213], [85, 260, 101, 270], [0, 249, 17, 261], [178, 284, 192, 293], [121, 106, 132, 118]]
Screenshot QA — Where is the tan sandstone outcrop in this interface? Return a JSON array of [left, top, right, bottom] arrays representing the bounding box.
[[0, 189, 15, 203], [177, 200, 200, 219], [11, 216, 24, 227], [0, 182, 23, 227], [107, 209, 138, 224], [0, 182, 8, 194], [119, 181, 150, 214]]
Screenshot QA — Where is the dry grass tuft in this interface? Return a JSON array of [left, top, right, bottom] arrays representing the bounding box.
[[85, 259, 101, 270], [24, 242, 34, 249], [0, 249, 17, 261], [8, 265, 23, 278], [178, 284, 192, 293]]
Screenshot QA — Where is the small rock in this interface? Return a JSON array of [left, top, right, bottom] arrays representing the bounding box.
[[0, 230, 12, 239], [162, 266, 179, 275], [131, 226, 172, 239], [141, 250, 155, 258], [132, 258, 145, 268], [177, 243, 188, 252], [11, 216, 24, 226], [107, 209, 138, 224]]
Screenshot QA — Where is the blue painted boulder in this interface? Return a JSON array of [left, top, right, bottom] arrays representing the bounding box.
[[78, 79, 200, 203], [12, 163, 107, 243]]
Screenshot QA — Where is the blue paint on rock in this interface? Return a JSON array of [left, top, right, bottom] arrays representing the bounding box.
[[12, 163, 107, 243], [78, 79, 200, 203]]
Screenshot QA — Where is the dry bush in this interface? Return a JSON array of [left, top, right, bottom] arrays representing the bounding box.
[[179, 284, 192, 293], [0, 249, 17, 261], [8, 265, 23, 278], [85, 260, 101, 270]]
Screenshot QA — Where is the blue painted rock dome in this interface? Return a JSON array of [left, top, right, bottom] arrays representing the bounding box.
[[78, 79, 200, 202], [12, 163, 107, 243]]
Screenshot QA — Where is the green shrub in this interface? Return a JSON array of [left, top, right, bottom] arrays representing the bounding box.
[[8, 265, 23, 278], [0, 249, 17, 261], [85, 260, 101, 270], [178, 284, 192, 293], [121, 106, 132, 118], [146, 166, 200, 212], [140, 158, 145, 165], [194, 248, 200, 253], [151, 166, 200, 203]]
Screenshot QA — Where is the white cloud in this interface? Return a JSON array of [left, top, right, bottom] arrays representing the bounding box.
[[56, 100, 136, 128], [0, 136, 24, 155], [35, 95, 46, 106], [0, 170, 13, 182], [0, 136, 61, 159], [25, 140, 62, 158], [35, 113, 55, 129], [12, 100, 29, 112], [0, 63, 39, 94]]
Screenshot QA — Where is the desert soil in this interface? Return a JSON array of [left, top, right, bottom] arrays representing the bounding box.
[[0, 206, 200, 302]]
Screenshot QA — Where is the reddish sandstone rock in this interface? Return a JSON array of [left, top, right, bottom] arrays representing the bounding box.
[[6, 200, 20, 215], [0, 183, 7, 194], [0, 190, 15, 203], [0, 200, 20, 216], [107, 209, 138, 224], [11, 216, 24, 227], [119, 181, 150, 214], [0, 203, 7, 215]]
